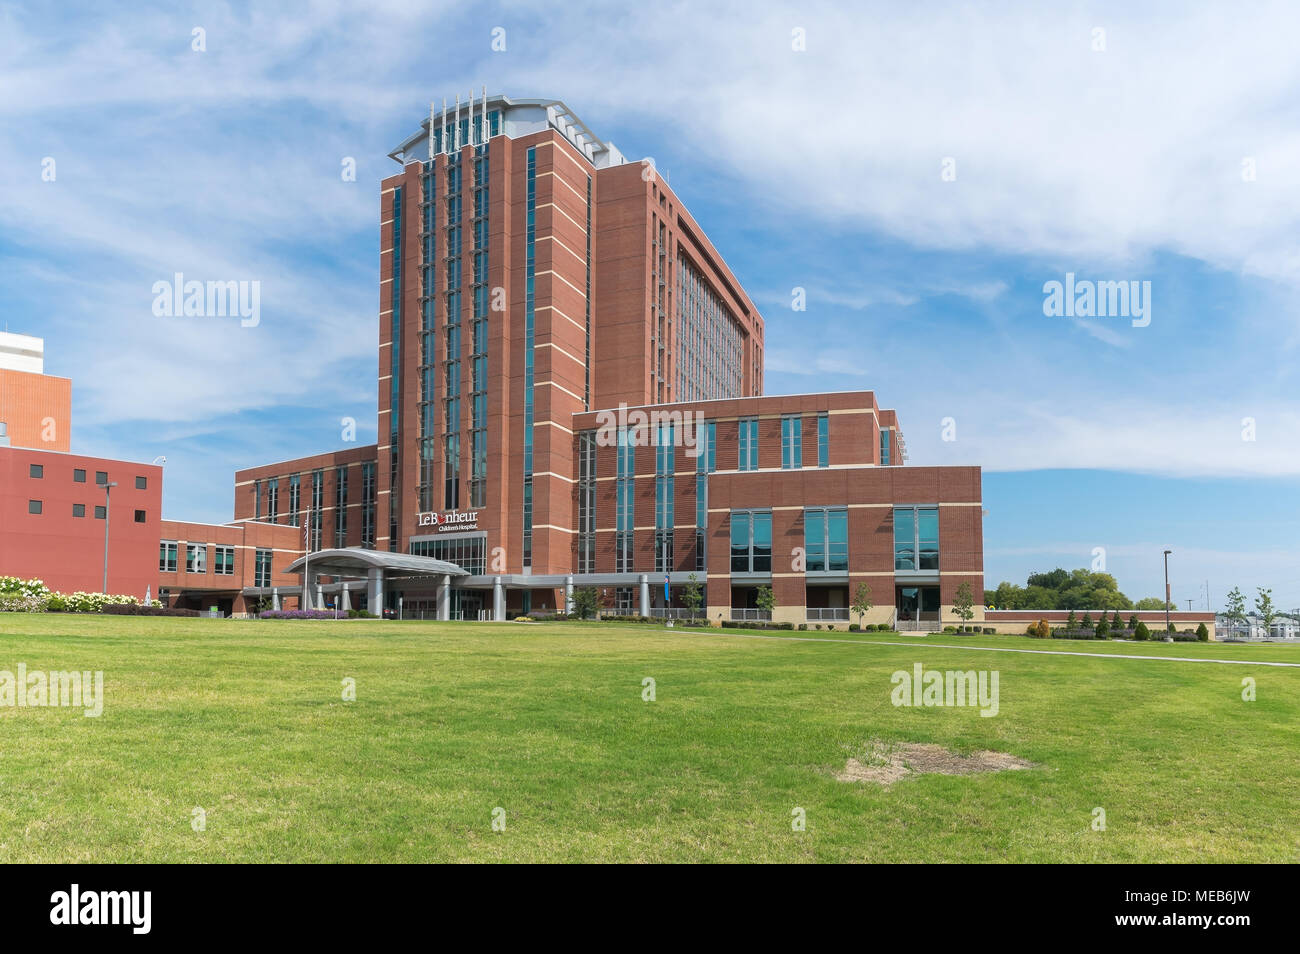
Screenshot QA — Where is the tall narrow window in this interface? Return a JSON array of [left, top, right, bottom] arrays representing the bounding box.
[[880, 428, 891, 467], [577, 431, 596, 574], [655, 424, 675, 572], [893, 506, 938, 570], [738, 417, 758, 471], [616, 427, 634, 572], [817, 413, 829, 468], [781, 415, 802, 469], [521, 146, 538, 568]]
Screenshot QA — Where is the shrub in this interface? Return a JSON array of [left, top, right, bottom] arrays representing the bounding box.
[[1134, 621, 1151, 641], [1128, 615, 1139, 631], [983, 627, 995, 634], [1196, 622, 1210, 642], [1035, 619, 1050, 638], [102, 604, 200, 617], [849, 623, 861, 632], [943, 626, 956, 634], [1095, 618, 1110, 639], [259, 609, 345, 620], [797, 624, 807, 631]]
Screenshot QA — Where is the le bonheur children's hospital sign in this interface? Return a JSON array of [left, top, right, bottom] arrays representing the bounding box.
[[415, 510, 480, 532]]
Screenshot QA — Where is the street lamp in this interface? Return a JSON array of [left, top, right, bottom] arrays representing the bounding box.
[[1162, 549, 1172, 635], [102, 480, 118, 594]]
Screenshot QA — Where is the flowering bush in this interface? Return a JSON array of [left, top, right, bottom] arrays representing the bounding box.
[[0, 577, 140, 613], [0, 593, 48, 613]]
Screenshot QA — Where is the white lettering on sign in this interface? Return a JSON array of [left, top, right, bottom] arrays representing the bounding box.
[[415, 510, 480, 533]]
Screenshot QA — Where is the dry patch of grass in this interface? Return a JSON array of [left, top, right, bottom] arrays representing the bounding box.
[[836, 740, 1036, 785]]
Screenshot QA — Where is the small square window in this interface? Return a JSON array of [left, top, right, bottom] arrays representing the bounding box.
[[28, 500, 42, 514], [73, 503, 86, 517], [29, 464, 43, 478], [74, 468, 86, 482], [94, 505, 106, 519], [95, 471, 108, 485], [134, 509, 146, 523], [135, 476, 147, 490]]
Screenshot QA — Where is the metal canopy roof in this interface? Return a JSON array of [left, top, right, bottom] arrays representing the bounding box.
[[284, 548, 469, 578]]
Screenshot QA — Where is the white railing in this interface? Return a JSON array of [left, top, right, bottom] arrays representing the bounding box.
[[730, 608, 772, 622], [895, 619, 939, 632], [648, 607, 695, 620], [807, 608, 850, 621]]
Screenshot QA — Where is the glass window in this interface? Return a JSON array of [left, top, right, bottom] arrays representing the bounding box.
[[894, 507, 915, 570], [135, 476, 147, 490], [159, 541, 178, 573], [28, 499, 42, 514], [29, 464, 43, 478], [805, 507, 848, 572], [781, 416, 802, 469], [134, 510, 146, 523], [880, 429, 891, 467], [94, 505, 106, 519], [254, 549, 272, 587], [214, 546, 235, 576], [72, 503, 85, 517], [894, 506, 938, 571], [730, 510, 772, 572], [186, 544, 206, 573], [918, 507, 939, 570], [738, 417, 758, 471], [96, 471, 107, 485], [817, 414, 829, 468], [74, 468, 86, 482]]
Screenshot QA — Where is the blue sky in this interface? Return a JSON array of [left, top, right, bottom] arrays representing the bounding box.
[[1, 1, 1297, 607]]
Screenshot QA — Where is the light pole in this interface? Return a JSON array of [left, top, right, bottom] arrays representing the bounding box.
[[1162, 549, 1172, 635], [102, 480, 118, 594]]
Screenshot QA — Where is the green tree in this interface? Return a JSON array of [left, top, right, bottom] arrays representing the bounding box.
[[1127, 614, 1139, 631], [953, 581, 974, 623], [755, 585, 776, 618], [1255, 587, 1276, 635], [1134, 621, 1150, 641], [1224, 586, 1247, 636], [681, 573, 703, 619], [850, 582, 874, 628], [570, 586, 600, 620], [1066, 609, 1078, 631], [1135, 597, 1168, 610], [1195, 621, 1209, 642]]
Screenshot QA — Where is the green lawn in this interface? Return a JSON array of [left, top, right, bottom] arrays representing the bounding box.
[[2, 614, 1297, 863]]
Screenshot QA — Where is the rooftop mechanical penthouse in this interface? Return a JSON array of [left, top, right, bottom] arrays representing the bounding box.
[[229, 93, 983, 626]]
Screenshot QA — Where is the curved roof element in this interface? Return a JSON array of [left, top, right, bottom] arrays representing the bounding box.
[[284, 548, 469, 577]]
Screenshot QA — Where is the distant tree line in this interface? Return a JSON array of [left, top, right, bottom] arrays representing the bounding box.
[[984, 568, 1174, 612]]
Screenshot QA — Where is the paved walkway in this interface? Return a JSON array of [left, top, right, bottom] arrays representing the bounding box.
[[684, 631, 1300, 668]]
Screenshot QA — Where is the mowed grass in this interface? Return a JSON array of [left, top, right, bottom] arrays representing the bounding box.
[[1, 614, 1298, 863]]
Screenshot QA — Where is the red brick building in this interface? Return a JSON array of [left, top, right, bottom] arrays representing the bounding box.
[[236, 94, 984, 624]]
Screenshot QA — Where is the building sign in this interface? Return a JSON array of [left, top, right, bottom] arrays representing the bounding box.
[[415, 510, 480, 533]]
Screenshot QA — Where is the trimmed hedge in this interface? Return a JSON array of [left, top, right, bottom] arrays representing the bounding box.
[[102, 604, 200, 618]]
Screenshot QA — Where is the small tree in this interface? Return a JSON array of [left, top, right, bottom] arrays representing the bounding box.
[[1255, 587, 1276, 636], [755, 585, 776, 619], [1080, 611, 1093, 630], [1066, 609, 1078, 631], [682, 573, 703, 620], [1110, 610, 1122, 630], [1195, 621, 1209, 642], [1127, 614, 1139, 632], [953, 581, 974, 624], [1095, 616, 1110, 639], [1034, 619, 1050, 639], [570, 586, 600, 620], [1224, 586, 1247, 636], [1134, 621, 1150, 641], [850, 581, 874, 629]]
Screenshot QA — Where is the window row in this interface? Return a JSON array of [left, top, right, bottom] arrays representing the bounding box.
[[28, 500, 145, 521], [28, 464, 147, 488], [159, 542, 237, 576]]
